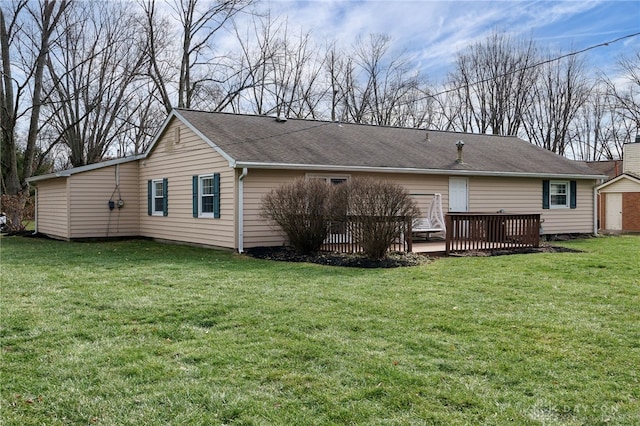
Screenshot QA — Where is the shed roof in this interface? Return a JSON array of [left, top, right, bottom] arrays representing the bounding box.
[[26, 155, 145, 183], [596, 172, 640, 191], [172, 109, 603, 179]]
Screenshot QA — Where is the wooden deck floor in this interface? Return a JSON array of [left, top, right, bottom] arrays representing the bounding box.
[[411, 240, 446, 254]]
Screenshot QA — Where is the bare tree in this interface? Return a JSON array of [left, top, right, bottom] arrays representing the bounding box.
[[331, 34, 426, 126], [229, 12, 278, 115], [228, 13, 328, 119], [447, 31, 539, 135], [268, 23, 326, 119], [1, 0, 70, 230], [200, 18, 269, 113], [141, 0, 253, 113], [569, 85, 610, 161], [116, 81, 166, 156], [139, 0, 174, 113], [523, 53, 591, 155], [0, 0, 26, 197], [325, 43, 347, 122], [605, 50, 640, 135], [570, 52, 640, 161], [45, 1, 147, 166]]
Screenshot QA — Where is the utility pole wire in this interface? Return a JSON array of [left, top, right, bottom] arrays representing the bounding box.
[[204, 32, 640, 149], [422, 31, 640, 102]]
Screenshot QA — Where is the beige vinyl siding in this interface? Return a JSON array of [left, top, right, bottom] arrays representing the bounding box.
[[468, 176, 596, 234], [36, 178, 70, 240], [68, 162, 140, 238], [623, 143, 640, 174], [599, 178, 640, 193], [353, 172, 449, 215], [242, 169, 304, 248], [241, 170, 449, 248], [139, 119, 236, 249]]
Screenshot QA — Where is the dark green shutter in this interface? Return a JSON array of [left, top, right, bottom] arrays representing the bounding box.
[[542, 180, 550, 209], [570, 180, 577, 209], [192, 175, 199, 217], [213, 173, 221, 219], [147, 180, 152, 215], [162, 178, 168, 216]]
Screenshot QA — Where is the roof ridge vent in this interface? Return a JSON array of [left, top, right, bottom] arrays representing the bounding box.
[[275, 115, 287, 123]]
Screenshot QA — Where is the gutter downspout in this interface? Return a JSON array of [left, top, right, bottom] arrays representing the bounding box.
[[33, 187, 38, 235], [593, 184, 599, 235], [238, 168, 249, 253]]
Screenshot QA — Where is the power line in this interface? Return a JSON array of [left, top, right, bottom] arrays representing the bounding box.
[[424, 31, 640, 101], [180, 32, 640, 151]]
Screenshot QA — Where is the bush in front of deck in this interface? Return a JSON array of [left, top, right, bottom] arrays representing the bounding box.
[[262, 178, 336, 254], [342, 177, 420, 260]]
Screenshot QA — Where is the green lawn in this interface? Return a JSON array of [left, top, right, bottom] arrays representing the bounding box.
[[1, 235, 638, 425]]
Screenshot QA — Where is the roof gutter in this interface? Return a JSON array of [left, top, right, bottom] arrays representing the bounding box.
[[593, 184, 599, 236], [232, 161, 607, 181]]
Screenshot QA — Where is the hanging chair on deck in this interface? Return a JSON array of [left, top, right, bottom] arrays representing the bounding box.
[[412, 193, 446, 240]]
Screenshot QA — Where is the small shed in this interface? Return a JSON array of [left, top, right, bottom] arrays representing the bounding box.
[[597, 139, 640, 233], [28, 157, 143, 240]]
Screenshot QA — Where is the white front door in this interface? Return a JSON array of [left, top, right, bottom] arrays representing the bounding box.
[[449, 177, 468, 212], [605, 193, 623, 231]]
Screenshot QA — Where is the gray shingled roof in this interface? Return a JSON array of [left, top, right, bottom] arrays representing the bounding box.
[[583, 160, 623, 181], [173, 109, 603, 178]]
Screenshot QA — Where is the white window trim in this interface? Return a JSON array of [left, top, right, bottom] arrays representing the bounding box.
[[151, 179, 164, 216], [198, 174, 215, 218], [549, 180, 570, 209]]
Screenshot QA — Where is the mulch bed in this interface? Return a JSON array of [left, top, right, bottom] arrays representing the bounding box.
[[244, 243, 582, 268]]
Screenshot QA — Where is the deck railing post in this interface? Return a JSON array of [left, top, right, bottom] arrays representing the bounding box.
[[445, 215, 452, 254], [405, 217, 413, 253]]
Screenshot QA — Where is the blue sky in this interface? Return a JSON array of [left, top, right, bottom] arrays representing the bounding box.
[[259, 0, 640, 82]]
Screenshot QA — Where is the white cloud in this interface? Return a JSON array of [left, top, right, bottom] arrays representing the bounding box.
[[221, 0, 638, 80], [260, 1, 501, 78]]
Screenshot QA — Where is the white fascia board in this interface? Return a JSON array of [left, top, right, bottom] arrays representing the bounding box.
[[172, 109, 237, 167], [233, 161, 607, 180], [26, 155, 145, 183]]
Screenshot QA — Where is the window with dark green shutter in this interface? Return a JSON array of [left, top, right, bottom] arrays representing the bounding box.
[[192, 176, 198, 217], [162, 177, 168, 216], [147, 180, 152, 215], [213, 173, 220, 219], [569, 180, 577, 209], [544, 180, 575, 209], [193, 173, 221, 218], [149, 178, 167, 216]]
